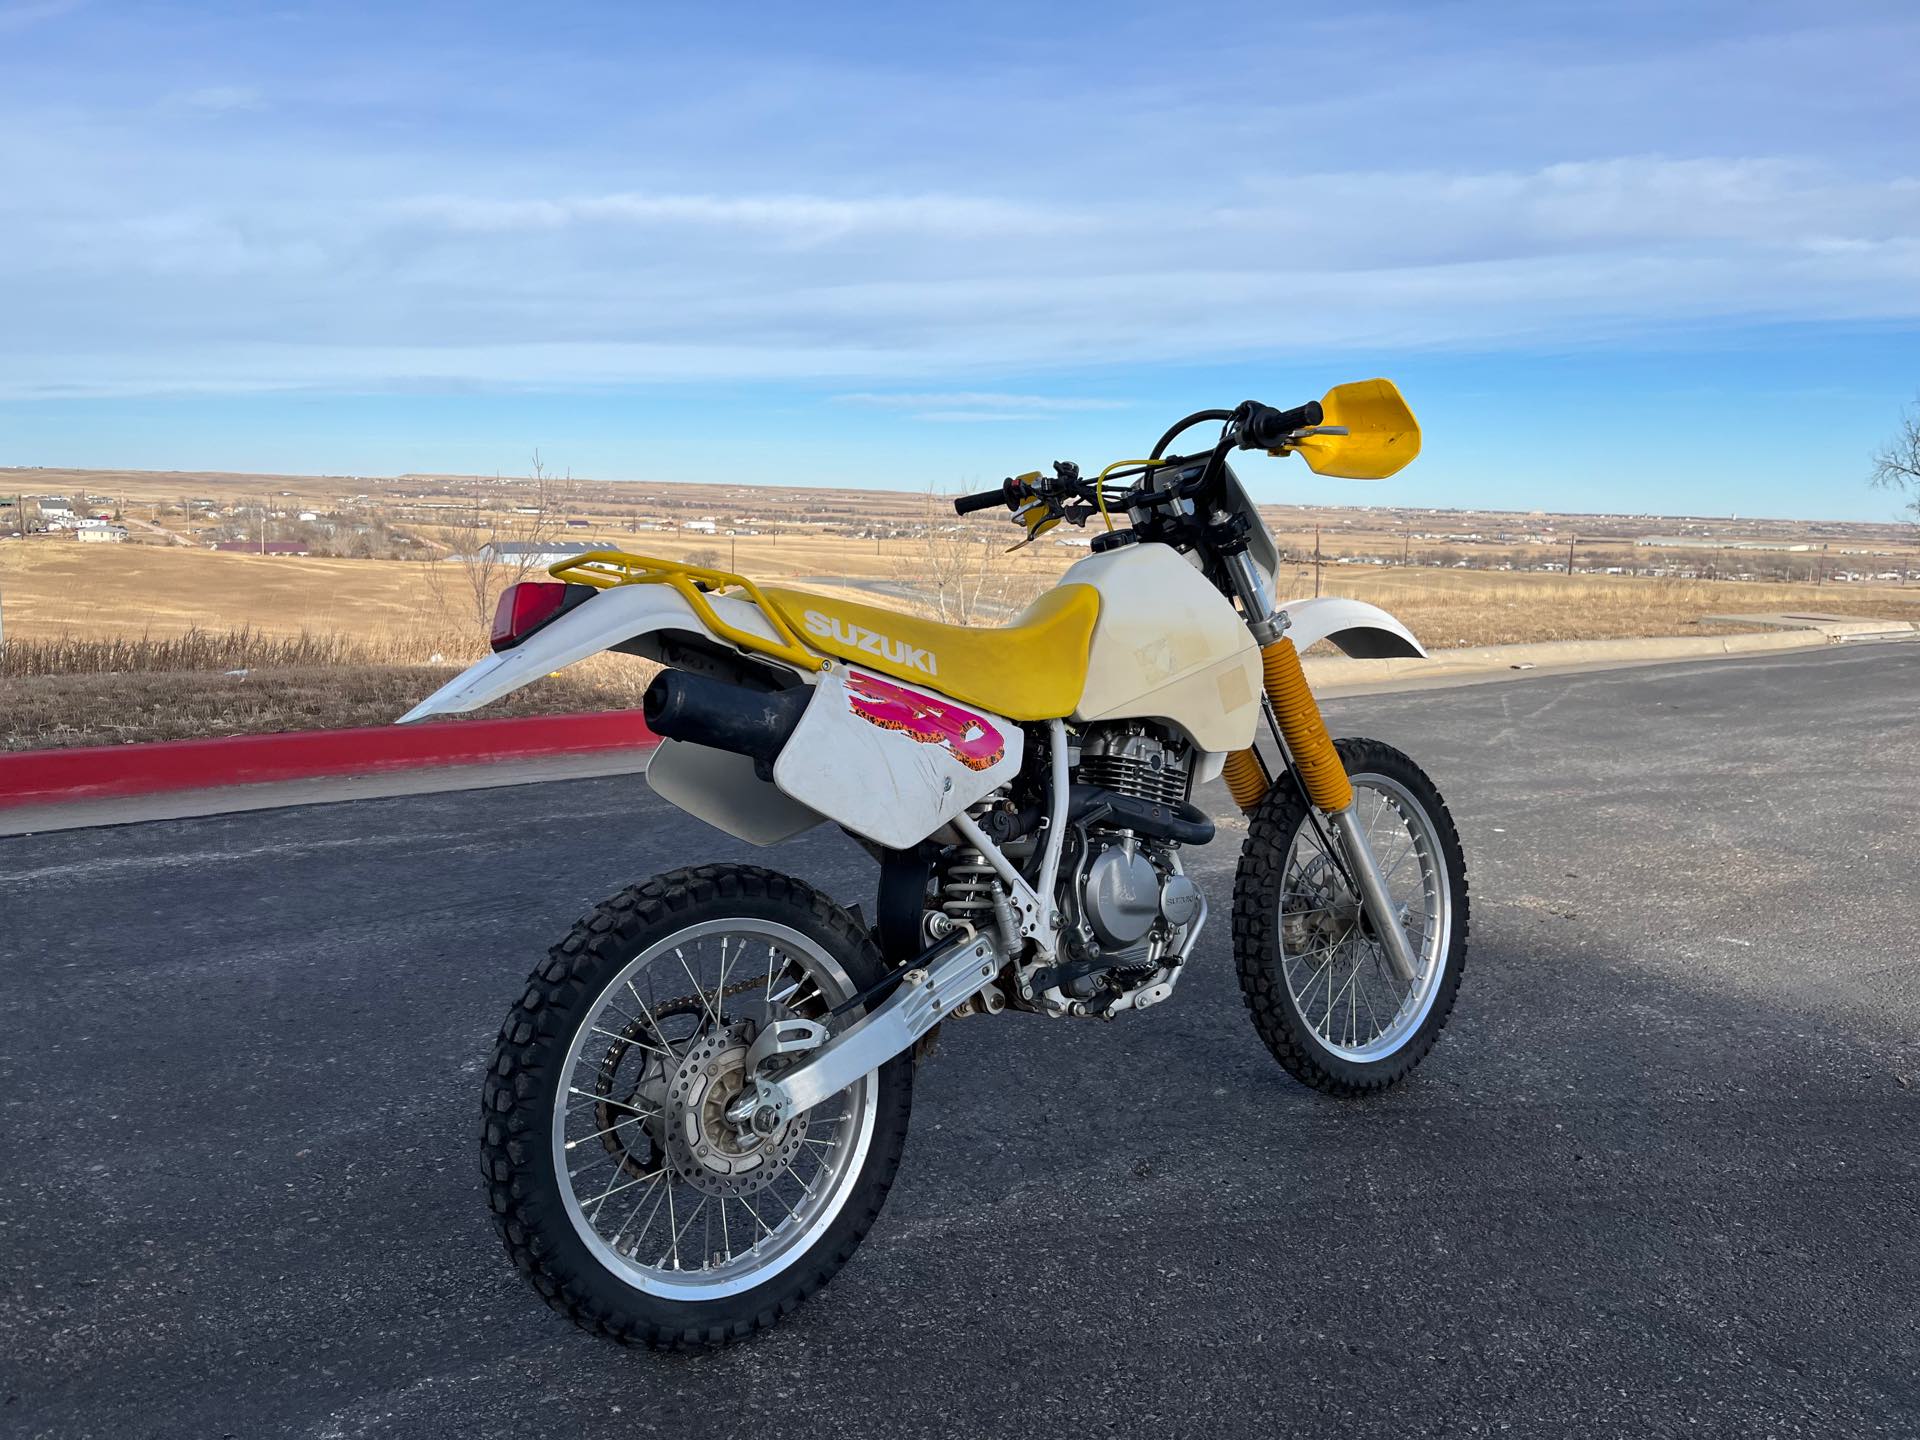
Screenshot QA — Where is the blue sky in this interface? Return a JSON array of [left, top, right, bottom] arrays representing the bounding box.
[[2, 1, 1917, 520]]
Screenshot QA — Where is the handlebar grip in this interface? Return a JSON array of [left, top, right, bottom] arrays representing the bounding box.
[[953, 483, 1014, 516], [1237, 400, 1324, 450]]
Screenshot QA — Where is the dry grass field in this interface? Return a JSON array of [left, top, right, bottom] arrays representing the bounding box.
[[8, 533, 1920, 650], [4, 513, 1918, 750]]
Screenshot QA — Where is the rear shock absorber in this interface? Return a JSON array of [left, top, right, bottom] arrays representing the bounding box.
[[940, 849, 996, 922], [939, 796, 1003, 925]]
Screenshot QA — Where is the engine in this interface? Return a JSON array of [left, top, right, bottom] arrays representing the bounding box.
[[1055, 724, 1206, 1001]]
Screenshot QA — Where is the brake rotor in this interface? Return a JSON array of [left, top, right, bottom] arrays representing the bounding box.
[[1281, 851, 1360, 953], [660, 1023, 810, 1199]]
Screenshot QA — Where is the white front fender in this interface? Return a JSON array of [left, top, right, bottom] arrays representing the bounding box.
[[1278, 596, 1426, 659], [396, 584, 797, 724]]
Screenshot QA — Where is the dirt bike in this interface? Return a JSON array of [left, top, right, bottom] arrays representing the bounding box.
[[401, 378, 1468, 1348]]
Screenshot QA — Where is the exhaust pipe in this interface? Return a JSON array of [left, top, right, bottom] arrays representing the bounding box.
[[642, 670, 811, 766]]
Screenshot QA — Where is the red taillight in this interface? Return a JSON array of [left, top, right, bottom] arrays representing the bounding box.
[[490, 581, 569, 652]]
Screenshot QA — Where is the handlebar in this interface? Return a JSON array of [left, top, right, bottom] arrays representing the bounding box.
[[1235, 399, 1324, 451], [953, 481, 1017, 516], [956, 393, 1321, 524]]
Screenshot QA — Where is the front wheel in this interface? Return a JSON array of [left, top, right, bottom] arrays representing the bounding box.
[[1233, 737, 1469, 1096], [480, 863, 913, 1348]]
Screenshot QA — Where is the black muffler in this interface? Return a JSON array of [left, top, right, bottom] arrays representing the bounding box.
[[642, 670, 811, 767]]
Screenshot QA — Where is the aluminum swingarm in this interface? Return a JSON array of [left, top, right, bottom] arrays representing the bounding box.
[[727, 717, 1208, 1130]]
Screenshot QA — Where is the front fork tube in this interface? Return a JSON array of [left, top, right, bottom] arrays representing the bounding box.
[[1232, 635, 1419, 985], [1327, 804, 1419, 985]]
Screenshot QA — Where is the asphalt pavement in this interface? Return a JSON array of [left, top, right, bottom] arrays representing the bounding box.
[[2, 644, 1916, 1439]]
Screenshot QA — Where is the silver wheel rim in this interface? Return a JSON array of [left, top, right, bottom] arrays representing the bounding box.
[[1277, 773, 1450, 1063], [550, 918, 877, 1299]]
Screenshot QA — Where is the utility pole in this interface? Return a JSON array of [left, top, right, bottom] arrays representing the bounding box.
[[1567, 534, 1576, 575], [1402, 531, 1410, 567], [1314, 525, 1323, 598]]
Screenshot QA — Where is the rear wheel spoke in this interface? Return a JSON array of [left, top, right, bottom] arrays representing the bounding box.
[[551, 917, 877, 1297]]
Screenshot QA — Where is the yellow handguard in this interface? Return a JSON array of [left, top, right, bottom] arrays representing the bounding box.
[[1224, 638, 1352, 814]]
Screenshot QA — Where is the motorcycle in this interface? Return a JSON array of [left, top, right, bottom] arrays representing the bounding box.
[[401, 379, 1468, 1347]]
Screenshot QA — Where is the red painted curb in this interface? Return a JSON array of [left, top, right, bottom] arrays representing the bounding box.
[[0, 712, 657, 808]]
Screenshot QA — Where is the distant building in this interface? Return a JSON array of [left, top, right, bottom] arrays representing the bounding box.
[[74, 521, 128, 543], [213, 540, 310, 556], [456, 540, 617, 568]]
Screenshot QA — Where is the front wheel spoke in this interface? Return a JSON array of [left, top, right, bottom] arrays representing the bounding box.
[[1288, 921, 1357, 1004], [1376, 832, 1418, 885], [1358, 976, 1382, 1039], [1325, 958, 1364, 1039]]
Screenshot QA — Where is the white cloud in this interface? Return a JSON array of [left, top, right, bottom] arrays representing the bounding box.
[[5, 158, 1917, 398], [0, 0, 82, 33], [168, 84, 265, 114], [391, 191, 1061, 241]]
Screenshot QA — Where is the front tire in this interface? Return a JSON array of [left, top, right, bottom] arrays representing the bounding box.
[[1233, 737, 1469, 1096], [480, 863, 913, 1348]]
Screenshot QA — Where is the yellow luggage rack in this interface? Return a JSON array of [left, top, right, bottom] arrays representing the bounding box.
[[546, 549, 827, 673]]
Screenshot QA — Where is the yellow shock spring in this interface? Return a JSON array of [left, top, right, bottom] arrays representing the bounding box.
[[1224, 638, 1353, 814]]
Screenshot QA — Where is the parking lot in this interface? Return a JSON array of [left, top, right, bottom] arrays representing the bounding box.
[[2, 644, 1917, 1438]]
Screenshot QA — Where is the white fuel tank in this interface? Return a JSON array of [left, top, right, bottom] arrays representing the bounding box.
[[1064, 542, 1262, 754]]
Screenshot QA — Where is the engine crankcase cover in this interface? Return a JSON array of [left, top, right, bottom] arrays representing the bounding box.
[[1159, 872, 1203, 929], [1085, 842, 1162, 949]]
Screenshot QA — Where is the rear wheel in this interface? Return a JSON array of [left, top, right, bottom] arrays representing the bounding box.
[[480, 863, 912, 1348], [1233, 738, 1468, 1095]]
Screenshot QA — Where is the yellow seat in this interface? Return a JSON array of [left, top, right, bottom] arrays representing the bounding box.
[[761, 584, 1101, 721]]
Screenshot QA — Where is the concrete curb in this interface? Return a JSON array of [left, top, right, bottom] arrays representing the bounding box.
[[0, 712, 658, 810], [1301, 628, 1835, 690]]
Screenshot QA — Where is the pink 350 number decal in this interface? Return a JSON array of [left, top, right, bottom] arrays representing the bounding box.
[[844, 671, 1006, 772]]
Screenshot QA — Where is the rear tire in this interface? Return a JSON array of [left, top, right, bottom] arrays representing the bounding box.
[[1232, 738, 1468, 1096], [480, 863, 913, 1349]]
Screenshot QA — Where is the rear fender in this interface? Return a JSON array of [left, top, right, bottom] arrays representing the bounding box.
[[396, 584, 804, 723], [1278, 596, 1426, 660]]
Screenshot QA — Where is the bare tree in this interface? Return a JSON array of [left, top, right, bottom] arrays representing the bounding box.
[[427, 451, 572, 627], [1870, 395, 1920, 523], [891, 490, 1046, 625]]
